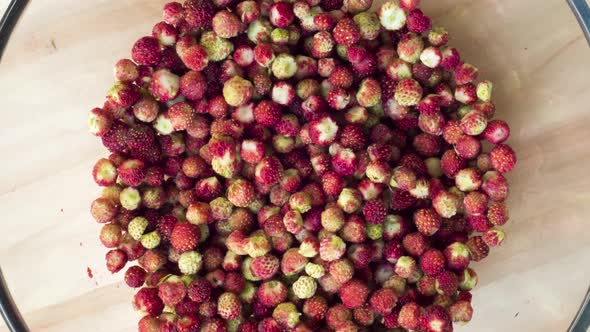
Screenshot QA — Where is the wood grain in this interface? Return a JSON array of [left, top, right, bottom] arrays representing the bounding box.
[[0, 0, 589, 331]]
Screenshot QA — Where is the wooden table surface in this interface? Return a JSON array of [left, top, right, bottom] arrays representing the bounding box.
[[0, 0, 589, 331]]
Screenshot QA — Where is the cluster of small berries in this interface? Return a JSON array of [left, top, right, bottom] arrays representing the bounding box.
[[88, 0, 516, 331]]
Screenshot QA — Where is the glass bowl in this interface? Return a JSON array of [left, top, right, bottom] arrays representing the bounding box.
[[0, 0, 589, 331]]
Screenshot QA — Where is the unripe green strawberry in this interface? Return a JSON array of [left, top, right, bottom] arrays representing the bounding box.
[[128, 216, 149, 241], [178, 251, 203, 275], [293, 275, 317, 299]]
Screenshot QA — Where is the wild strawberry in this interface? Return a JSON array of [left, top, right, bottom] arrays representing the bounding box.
[[414, 208, 442, 236], [395, 78, 423, 106], [441, 47, 461, 69], [223, 76, 254, 107], [293, 275, 317, 299], [271, 53, 298, 79], [379, 1, 407, 31], [449, 300, 473, 323], [134, 287, 165, 316], [483, 119, 510, 144], [217, 292, 242, 320], [325, 87, 351, 110], [487, 201, 509, 226], [454, 62, 479, 85], [150, 69, 180, 102], [360, 199, 386, 225], [132, 37, 162, 66], [420, 249, 445, 276], [186, 278, 212, 304], [269, 2, 294, 28], [319, 171, 343, 197], [325, 304, 352, 329], [184, 0, 214, 30], [460, 110, 487, 136], [88, 108, 113, 137], [236, 1, 260, 24], [406, 9, 431, 33], [490, 144, 516, 173], [370, 288, 398, 316], [466, 236, 489, 261], [398, 33, 424, 64], [356, 78, 382, 107], [420, 305, 452, 332], [402, 232, 429, 256], [339, 124, 367, 150], [435, 270, 459, 296], [319, 206, 344, 233], [281, 247, 308, 276], [181, 45, 209, 72], [331, 149, 358, 176], [314, 12, 336, 31], [255, 156, 283, 187], [289, 191, 312, 213], [158, 276, 187, 307], [413, 133, 440, 157], [455, 168, 482, 192], [299, 237, 320, 258], [463, 191, 488, 215], [212, 10, 243, 39], [162, 2, 184, 26], [467, 214, 491, 232], [258, 280, 288, 307], [256, 318, 280, 332], [178, 251, 203, 275], [432, 190, 460, 219], [319, 234, 347, 261], [340, 215, 367, 243], [455, 135, 482, 159], [339, 279, 369, 309], [347, 46, 377, 76], [176, 315, 201, 332], [398, 302, 421, 330], [303, 296, 328, 321], [273, 302, 300, 329], [420, 46, 442, 69], [333, 18, 361, 46], [124, 266, 147, 288], [417, 275, 437, 296], [170, 222, 200, 253], [311, 31, 335, 58], [481, 170, 509, 201], [483, 227, 506, 247], [307, 115, 340, 146], [352, 11, 380, 40], [353, 305, 375, 326]]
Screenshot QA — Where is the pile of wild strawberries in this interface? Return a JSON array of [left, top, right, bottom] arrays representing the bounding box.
[[88, 0, 517, 330]]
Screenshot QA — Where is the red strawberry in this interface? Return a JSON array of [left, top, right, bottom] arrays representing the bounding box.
[[363, 199, 387, 225], [370, 288, 398, 316], [420, 249, 445, 276], [170, 222, 201, 253], [340, 279, 370, 309], [333, 18, 361, 46]]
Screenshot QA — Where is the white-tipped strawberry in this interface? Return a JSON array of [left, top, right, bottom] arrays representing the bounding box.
[[240, 140, 266, 164], [379, 1, 407, 31], [232, 102, 255, 124], [234, 45, 255, 67], [309, 115, 339, 146], [420, 47, 442, 68], [271, 81, 296, 105]]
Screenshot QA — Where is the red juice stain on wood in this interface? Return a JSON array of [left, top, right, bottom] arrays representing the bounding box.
[[87, 267, 94, 279]]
